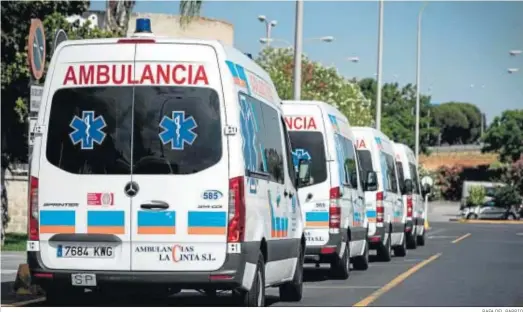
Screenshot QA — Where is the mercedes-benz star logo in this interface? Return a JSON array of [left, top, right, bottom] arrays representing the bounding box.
[[124, 181, 139, 197]]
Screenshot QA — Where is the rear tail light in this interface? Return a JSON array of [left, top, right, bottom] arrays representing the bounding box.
[[227, 177, 245, 243], [376, 191, 384, 224], [329, 187, 341, 233], [28, 176, 39, 241], [407, 195, 413, 218]]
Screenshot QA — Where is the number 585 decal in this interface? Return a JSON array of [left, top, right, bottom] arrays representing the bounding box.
[[202, 190, 223, 201]]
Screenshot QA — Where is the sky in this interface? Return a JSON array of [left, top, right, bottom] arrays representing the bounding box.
[[90, 0, 523, 123]]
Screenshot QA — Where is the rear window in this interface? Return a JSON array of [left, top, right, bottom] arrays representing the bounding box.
[[46, 86, 222, 175], [357, 150, 374, 173], [289, 131, 327, 186]]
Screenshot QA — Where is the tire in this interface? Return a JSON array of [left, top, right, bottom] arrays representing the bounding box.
[[393, 233, 407, 257], [240, 252, 265, 307], [46, 286, 85, 306], [377, 231, 392, 262], [406, 226, 418, 249], [417, 228, 426, 246], [330, 241, 350, 280], [279, 244, 304, 302], [352, 239, 369, 271]]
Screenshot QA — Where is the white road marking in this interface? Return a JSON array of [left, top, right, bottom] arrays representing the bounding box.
[[428, 235, 459, 239], [1, 269, 19, 274], [516, 233, 523, 236]]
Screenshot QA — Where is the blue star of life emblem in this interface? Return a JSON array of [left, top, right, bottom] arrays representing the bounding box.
[[159, 111, 198, 150], [292, 148, 312, 170], [69, 111, 107, 150]]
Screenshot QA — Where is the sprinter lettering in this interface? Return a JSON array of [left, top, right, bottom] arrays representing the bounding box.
[[63, 64, 209, 86], [285, 116, 317, 130]]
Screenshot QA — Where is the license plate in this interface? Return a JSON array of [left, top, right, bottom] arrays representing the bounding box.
[[57, 245, 114, 258], [71, 273, 96, 286]]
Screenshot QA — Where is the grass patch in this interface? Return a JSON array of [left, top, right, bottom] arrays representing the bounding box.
[[2, 233, 27, 251]]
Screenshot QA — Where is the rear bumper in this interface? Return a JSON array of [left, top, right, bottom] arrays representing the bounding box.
[[368, 223, 387, 249], [28, 242, 259, 291], [304, 232, 346, 262]]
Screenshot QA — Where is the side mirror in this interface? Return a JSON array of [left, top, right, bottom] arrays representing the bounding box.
[[404, 179, 413, 195], [297, 159, 312, 188], [365, 171, 378, 192]]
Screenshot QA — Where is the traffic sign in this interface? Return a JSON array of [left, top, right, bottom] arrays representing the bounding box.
[[27, 19, 46, 80], [30, 85, 43, 113], [421, 176, 434, 187], [51, 29, 68, 57]]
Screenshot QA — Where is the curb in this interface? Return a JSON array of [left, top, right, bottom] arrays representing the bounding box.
[[451, 219, 523, 225]]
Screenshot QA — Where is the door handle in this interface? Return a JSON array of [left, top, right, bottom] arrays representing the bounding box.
[[140, 200, 169, 210]]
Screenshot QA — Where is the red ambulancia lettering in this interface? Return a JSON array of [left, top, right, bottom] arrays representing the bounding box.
[[356, 139, 367, 149], [63, 64, 209, 86], [285, 116, 317, 130]]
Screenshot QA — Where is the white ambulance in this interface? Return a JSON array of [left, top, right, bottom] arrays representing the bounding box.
[[27, 18, 310, 306], [393, 142, 427, 248], [352, 127, 407, 261], [282, 101, 371, 279]]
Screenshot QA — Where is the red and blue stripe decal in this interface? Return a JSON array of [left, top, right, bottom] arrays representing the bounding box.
[[87, 211, 125, 234], [226, 60, 251, 94], [188, 211, 227, 235], [138, 211, 176, 235], [40, 210, 76, 234]]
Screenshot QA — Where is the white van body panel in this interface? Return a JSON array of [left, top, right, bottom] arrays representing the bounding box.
[[393, 143, 425, 235], [282, 101, 367, 259], [352, 127, 404, 247], [29, 37, 303, 291]]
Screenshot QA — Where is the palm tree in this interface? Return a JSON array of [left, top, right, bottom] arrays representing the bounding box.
[[179, 0, 203, 27]]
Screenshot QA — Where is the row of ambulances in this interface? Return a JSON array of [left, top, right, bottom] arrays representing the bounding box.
[[26, 18, 431, 306]]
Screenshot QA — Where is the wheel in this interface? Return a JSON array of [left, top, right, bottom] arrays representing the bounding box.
[[46, 286, 85, 306], [468, 213, 478, 220], [377, 231, 392, 262], [240, 252, 265, 307], [330, 241, 350, 279], [279, 244, 304, 302], [406, 227, 418, 249], [352, 239, 369, 271], [417, 227, 426, 246], [393, 232, 407, 257]]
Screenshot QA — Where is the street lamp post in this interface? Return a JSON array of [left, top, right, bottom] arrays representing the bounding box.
[[293, 0, 304, 100], [258, 15, 277, 48], [415, 2, 428, 165], [375, 0, 384, 130]]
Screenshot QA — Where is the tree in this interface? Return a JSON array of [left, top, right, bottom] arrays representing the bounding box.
[[357, 78, 437, 153], [1, 1, 124, 163], [256, 48, 372, 126], [179, 0, 203, 27], [430, 102, 482, 145], [482, 109, 523, 162], [105, 0, 136, 34]]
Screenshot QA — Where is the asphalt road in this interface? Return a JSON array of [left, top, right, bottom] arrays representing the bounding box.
[[2, 221, 523, 307]]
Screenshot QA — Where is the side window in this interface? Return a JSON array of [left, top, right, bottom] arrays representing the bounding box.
[[385, 154, 399, 193], [238, 93, 266, 175], [259, 102, 285, 184], [396, 161, 405, 194], [354, 145, 365, 190], [281, 118, 297, 188], [409, 163, 421, 194], [340, 136, 357, 189]]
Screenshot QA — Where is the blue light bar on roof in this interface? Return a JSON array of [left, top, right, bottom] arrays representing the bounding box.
[[135, 18, 152, 33]]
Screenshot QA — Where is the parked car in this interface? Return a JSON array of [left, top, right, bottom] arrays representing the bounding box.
[[462, 200, 520, 220]]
